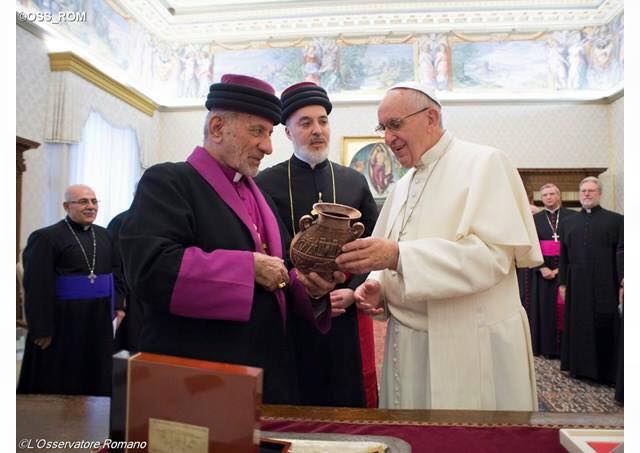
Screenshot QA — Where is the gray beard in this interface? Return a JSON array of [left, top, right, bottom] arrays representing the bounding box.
[[581, 200, 600, 209], [293, 145, 329, 169]]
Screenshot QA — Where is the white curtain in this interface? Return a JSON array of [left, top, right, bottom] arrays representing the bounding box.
[[44, 71, 157, 168], [66, 110, 142, 226]]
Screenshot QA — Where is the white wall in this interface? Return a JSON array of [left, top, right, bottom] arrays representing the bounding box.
[[157, 99, 620, 209]]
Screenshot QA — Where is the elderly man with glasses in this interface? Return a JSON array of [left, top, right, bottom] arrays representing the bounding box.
[[18, 184, 126, 396], [336, 82, 543, 411]]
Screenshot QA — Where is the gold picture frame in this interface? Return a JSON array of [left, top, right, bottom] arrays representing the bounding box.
[[341, 136, 408, 202]]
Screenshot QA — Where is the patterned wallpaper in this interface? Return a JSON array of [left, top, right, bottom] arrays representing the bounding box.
[[158, 101, 612, 168], [17, 25, 51, 253], [157, 100, 620, 211], [610, 96, 624, 213]]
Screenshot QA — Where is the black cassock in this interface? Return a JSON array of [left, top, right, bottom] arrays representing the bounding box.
[[107, 210, 143, 354], [255, 155, 379, 407], [615, 239, 624, 403], [530, 208, 577, 357], [559, 205, 623, 384], [119, 153, 332, 405], [17, 217, 125, 396]]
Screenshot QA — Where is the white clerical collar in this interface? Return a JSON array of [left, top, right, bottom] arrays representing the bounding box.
[[544, 207, 560, 214], [233, 172, 243, 183], [417, 129, 453, 168]]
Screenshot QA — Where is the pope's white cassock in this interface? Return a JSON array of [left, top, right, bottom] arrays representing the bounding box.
[[370, 130, 543, 411]]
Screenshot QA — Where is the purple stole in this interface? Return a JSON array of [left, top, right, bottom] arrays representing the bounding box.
[[539, 239, 564, 331], [185, 146, 287, 323]]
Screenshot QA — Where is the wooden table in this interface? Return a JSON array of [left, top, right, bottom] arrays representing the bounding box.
[[16, 395, 623, 452]]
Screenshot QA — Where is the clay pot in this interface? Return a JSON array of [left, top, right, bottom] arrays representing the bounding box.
[[290, 202, 365, 280]]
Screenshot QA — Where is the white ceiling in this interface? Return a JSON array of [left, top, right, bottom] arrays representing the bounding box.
[[115, 0, 624, 43]]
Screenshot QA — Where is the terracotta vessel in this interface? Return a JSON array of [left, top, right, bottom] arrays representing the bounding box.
[[290, 202, 365, 280]]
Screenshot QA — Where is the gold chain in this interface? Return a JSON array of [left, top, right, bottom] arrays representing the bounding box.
[[288, 158, 336, 235]]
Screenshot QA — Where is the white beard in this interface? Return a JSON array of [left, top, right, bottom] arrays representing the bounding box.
[[293, 144, 330, 169]]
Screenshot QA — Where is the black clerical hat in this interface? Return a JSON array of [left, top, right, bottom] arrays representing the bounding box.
[[280, 82, 332, 124], [205, 74, 282, 125]]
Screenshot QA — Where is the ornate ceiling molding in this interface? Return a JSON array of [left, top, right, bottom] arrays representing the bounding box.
[[49, 52, 159, 116], [116, 0, 624, 43]]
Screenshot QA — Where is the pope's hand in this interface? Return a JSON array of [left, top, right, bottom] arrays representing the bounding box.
[[335, 237, 399, 274], [354, 279, 384, 317]]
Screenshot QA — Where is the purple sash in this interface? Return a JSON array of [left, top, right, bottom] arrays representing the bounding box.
[[55, 273, 115, 318], [539, 240, 560, 257]]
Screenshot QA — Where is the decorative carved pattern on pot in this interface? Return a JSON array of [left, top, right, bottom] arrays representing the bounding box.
[[290, 202, 365, 280]]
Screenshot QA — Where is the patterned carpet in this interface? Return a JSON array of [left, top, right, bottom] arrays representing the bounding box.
[[534, 356, 623, 413], [372, 321, 623, 414]]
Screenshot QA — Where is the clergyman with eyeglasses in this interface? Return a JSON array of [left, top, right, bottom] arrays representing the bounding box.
[[336, 82, 544, 411], [17, 184, 126, 396]]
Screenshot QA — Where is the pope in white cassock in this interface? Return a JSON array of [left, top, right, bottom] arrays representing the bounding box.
[[336, 82, 543, 411]]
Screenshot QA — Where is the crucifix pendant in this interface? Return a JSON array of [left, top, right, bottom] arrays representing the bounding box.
[[552, 233, 559, 242], [88, 272, 97, 284]]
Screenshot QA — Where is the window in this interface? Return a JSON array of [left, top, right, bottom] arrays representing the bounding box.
[[68, 111, 142, 226]]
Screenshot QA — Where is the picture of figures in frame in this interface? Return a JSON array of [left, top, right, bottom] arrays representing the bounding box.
[[341, 136, 408, 206]]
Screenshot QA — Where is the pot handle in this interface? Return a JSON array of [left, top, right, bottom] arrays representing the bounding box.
[[350, 222, 365, 240], [299, 215, 314, 232]]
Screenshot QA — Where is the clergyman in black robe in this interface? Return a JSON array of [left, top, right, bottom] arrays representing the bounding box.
[[17, 185, 125, 396], [559, 177, 623, 384], [107, 209, 143, 353], [615, 238, 623, 403], [255, 82, 379, 408], [530, 184, 577, 357], [119, 74, 341, 404]]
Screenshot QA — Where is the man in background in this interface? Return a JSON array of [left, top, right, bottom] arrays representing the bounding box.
[[559, 177, 623, 385], [107, 209, 143, 353], [529, 183, 576, 358], [18, 184, 125, 396]]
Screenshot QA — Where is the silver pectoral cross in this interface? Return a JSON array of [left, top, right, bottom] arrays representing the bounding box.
[[88, 272, 97, 284], [552, 233, 559, 242]]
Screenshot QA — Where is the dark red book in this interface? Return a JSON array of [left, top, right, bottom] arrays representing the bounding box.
[[126, 352, 263, 453]]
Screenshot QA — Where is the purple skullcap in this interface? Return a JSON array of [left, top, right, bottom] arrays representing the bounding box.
[[280, 81, 332, 124], [205, 74, 282, 125]]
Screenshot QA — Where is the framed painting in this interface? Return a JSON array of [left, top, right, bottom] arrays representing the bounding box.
[[341, 136, 408, 204]]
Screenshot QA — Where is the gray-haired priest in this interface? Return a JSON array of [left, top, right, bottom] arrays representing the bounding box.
[[119, 74, 341, 404]]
